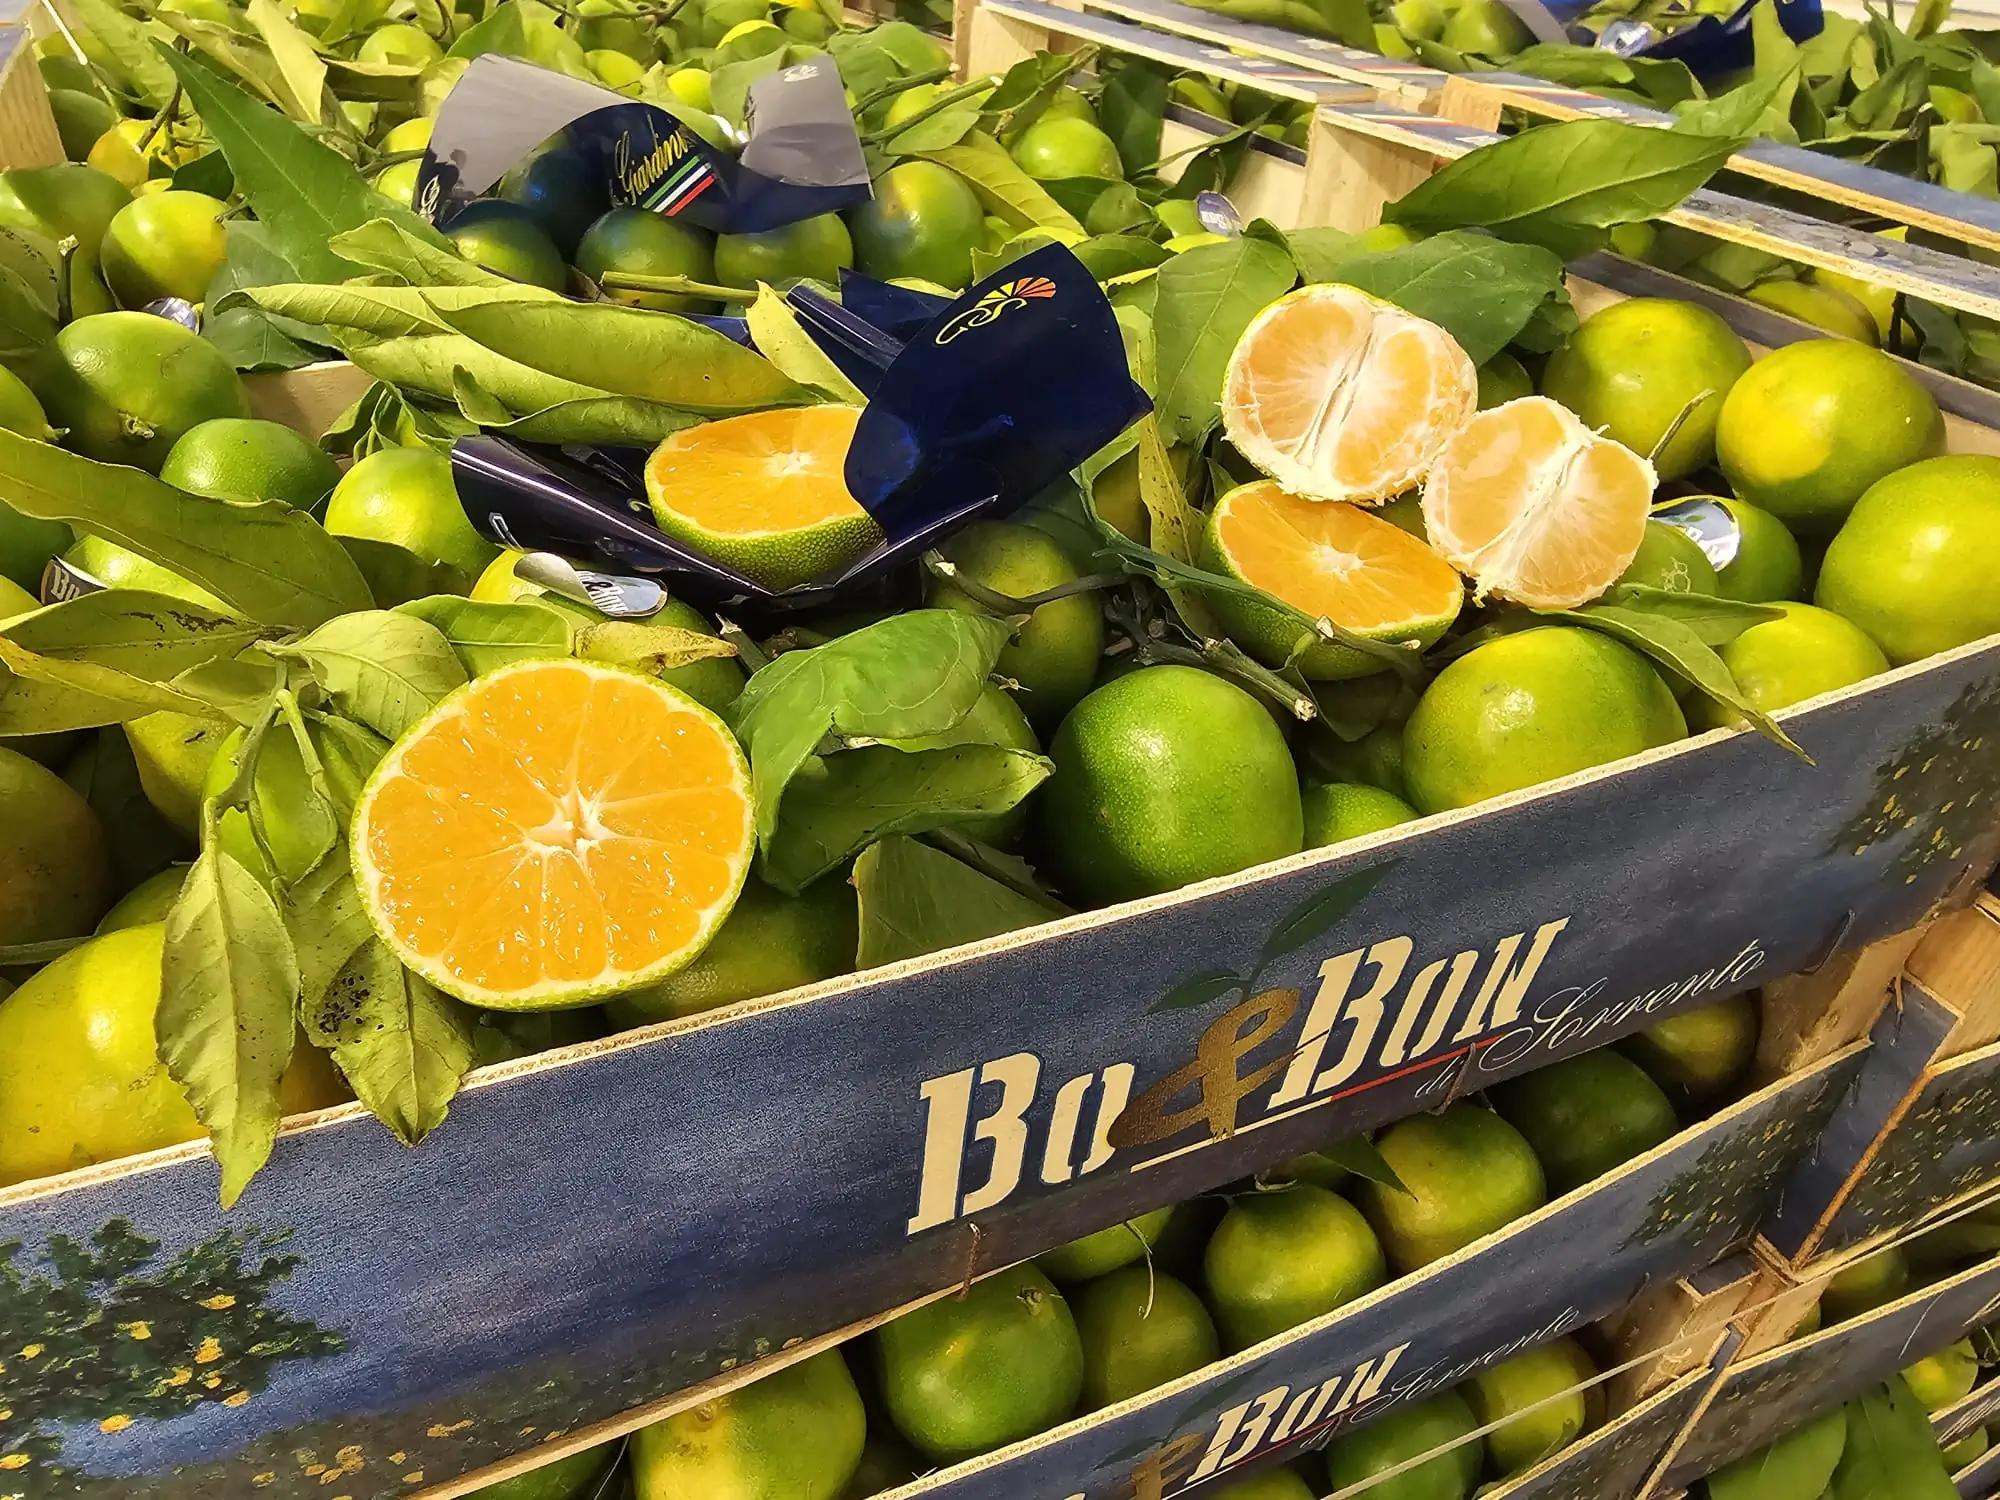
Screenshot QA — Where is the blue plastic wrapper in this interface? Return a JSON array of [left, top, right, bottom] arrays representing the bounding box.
[[449, 243, 1150, 616], [1509, 0, 1823, 76], [414, 54, 871, 235]]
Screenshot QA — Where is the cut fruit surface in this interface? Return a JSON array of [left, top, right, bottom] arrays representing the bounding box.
[[645, 405, 884, 591], [352, 659, 755, 1011], [1221, 284, 1477, 503], [1422, 395, 1655, 610], [1203, 480, 1465, 678]]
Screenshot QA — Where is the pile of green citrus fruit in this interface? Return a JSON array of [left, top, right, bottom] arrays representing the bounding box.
[[3, 14, 2000, 1500]]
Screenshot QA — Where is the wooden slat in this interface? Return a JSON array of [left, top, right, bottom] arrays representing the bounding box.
[[1445, 69, 2000, 258], [0, 25, 60, 168], [1320, 99, 2000, 325], [1074, 0, 2000, 260]]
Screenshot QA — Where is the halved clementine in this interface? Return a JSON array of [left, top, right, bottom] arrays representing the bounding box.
[[645, 405, 884, 591], [1202, 480, 1465, 677], [352, 659, 755, 1011], [1221, 284, 1478, 504], [1422, 396, 1655, 610]]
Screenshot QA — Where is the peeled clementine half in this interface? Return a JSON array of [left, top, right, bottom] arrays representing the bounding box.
[[1202, 480, 1464, 678], [645, 405, 884, 591], [1422, 396, 1656, 610], [1221, 284, 1478, 504], [352, 659, 755, 1011]]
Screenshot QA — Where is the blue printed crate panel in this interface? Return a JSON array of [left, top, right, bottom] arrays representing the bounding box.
[[1765, 1003, 2000, 1265], [1661, 1254, 2000, 1488], [1937, 1375, 2000, 1453], [1961, 1440, 2000, 1499], [1477, 1364, 1719, 1500], [876, 1052, 1851, 1500], [3, 639, 2000, 1497], [2, 642, 1999, 1497]]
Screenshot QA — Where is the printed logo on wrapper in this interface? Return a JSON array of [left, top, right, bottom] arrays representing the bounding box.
[[933, 276, 1059, 346]]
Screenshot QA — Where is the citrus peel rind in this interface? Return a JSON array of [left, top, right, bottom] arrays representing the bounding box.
[[1203, 479, 1465, 678], [1422, 396, 1656, 610], [352, 658, 755, 1012], [1220, 284, 1478, 504], [645, 405, 884, 592]]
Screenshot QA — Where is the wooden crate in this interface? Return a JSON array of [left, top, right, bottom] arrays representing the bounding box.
[[0, 23, 59, 168], [1759, 896, 2000, 1269], [1053, 0, 2000, 268], [1650, 1251, 2000, 1493], [7, 19, 2000, 1500]]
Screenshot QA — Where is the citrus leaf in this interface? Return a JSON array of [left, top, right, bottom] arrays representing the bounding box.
[[745, 286, 867, 402], [395, 595, 574, 675], [0, 430, 371, 629], [159, 842, 301, 1207], [340, 538, 473, 609], [244, 0, 329, 122], [916, 134, 1085, 235], [853, 834, 1053, 967], [1831, 1384, 1959, 1499], [1304, 230, 1570, 366], [484, 395, 710, 446], [765, 745, 1053, 893], [310, 937, 474, 1147], [1151, 235, 1297, 444], [1554, 602, 1809, 759], [308, 713, 389, 825], [0, 936, 90, 966], [286, 845, 375, 1017], [1314, 1135, 1409, 1193], [1595, 584, 1784, 646], [159, 46, 450, 285], [1708, 1407, 1847, 1500], [66, 726, 188, 888], [71, 0, 178, 106], [0, 264, 57, 371], [730, 610, 1013, 848], [572, 619, 737, 673], [219, 282, 546, 339], [0, 635, 217, 728], [203, 222, 326, 374], [329, 219, 513, 289], [1385, 116, 1750, 259], [428, 298, 820, 413], [1134, 414, 1219, 638], [0, 590, 271, 732], [267, 611, 467, 740]]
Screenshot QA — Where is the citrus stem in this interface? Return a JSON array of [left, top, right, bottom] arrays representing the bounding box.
[[138, 84, 182, 154], [715, 618, 770, 674], [920, 552, 1125, 618], [1120, 634, 1317, 722], [54, 235, 78, 327], [1646, 387, 1713, 468], [854, 67, 979, 143], [596, 272, 757, 304]]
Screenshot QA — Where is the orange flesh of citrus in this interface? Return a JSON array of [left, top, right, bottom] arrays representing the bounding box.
[[1222, 285, 1478, 503], [1422, 396, 1655, 610], [646, 405, 868, 536], [354, 659, 754, 1008], [1214, 480, 1463, 630]]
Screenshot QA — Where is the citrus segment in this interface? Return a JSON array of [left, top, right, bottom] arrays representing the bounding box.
[[645, 406, 884, 591], [1422, 396, 1655, 609], [353, 659, 754, 1010], [1221, 284, 1477, 503], [1204, 479, 1464, 677]]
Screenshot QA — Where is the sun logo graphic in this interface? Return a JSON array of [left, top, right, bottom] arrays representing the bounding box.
[[933, 275, 1057, 345]]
